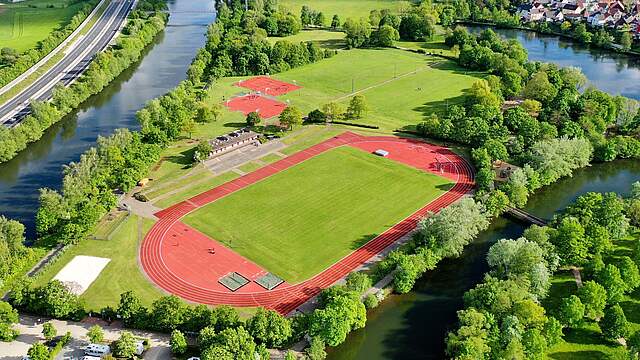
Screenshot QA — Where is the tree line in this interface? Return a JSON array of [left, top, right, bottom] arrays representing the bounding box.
[[446, 184, 640, 358], [0, 0, 101, 87], [0, 3, 168, 164]]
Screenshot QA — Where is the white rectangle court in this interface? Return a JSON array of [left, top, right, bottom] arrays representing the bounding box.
[[53, 255, 111, 295]]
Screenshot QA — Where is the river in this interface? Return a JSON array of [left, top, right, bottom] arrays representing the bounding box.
[[328, 28, 640, 360], [0, 0, 216, 238]]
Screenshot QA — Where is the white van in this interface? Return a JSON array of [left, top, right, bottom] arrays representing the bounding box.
[[84, 343, 111, 357]]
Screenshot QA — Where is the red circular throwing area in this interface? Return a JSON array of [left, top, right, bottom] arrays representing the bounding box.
[[140, 132, 475, 315]]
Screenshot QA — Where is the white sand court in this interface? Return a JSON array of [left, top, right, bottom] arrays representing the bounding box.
[[53, 255, 111, 295]]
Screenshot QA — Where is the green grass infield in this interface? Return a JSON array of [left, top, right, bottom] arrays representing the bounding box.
[[183, 146, 453, 283]]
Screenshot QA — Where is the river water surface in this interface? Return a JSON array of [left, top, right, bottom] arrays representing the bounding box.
[[0, 0, 215, 238], [328, 28, 640, 360]]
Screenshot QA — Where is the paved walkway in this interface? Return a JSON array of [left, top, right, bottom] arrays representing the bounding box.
[[0, 315, 170, 360], [204, 140, 285, 173]]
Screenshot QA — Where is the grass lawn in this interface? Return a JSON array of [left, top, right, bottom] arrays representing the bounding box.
[[34, 215, 166, 311], [0, 0, 90, 52], [544, 232, 640, 359], [268, 29, 346, 49], [205, 48, 479, 131], [183, 146, 453, 283], [279, 0, 413, 20]]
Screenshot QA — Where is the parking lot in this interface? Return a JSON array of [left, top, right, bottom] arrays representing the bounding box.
[[0, 315, 170, 360]]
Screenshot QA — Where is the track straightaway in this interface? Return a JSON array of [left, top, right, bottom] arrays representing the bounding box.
[[0, 0, 135, 126], [140, 132, 475, 315]]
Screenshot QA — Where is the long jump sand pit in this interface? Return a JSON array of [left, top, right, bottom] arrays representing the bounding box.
[[53, 255, 111, 295]]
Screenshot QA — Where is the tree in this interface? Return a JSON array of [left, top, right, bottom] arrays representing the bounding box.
[[211, 326, 257, 359], [597, 264, 626, 304], [170, 329, 187, 355], [374, 25, 400, 47], [619, 256, 640, 293], [601, 304, 629, 341], [630, 331, 640, 359], [577, 281, 607, 321], [558, 295, 585, 328], [344, 272, 372, 294], [182, 118, 197, 139], [27, 343, 50, 360], [284, 350, 297, 360], [417, 197, 489, 258], [149, 295, 187, 332], [331, 14, 340, 29], [0, 301, 19, 341], [550, 217, 589, 266], [523, 71, 558, 104], [445, 308, 492, 359], [113, 331, 138, 358], [522, 328, 547, 360], [279, 106, 303, 129], [306, 336, 327, 360], [117, 291, 146, 327], [399, 13, 435, 41], [543, 316, 564, 346], [321, 102, 344, 122], [246, 111, 261, 126], [42, 322, 56, 341], [87, 325, 104, 343], [245, 308, 292, 348], [347, 94, 367, 119], [343, 18, 372, 48], [194, 140, 213, 163]]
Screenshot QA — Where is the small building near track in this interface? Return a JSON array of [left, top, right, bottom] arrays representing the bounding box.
[[205, 128, 260, 159]]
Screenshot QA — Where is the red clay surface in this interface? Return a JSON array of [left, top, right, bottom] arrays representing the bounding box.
[[236, 76, 302, 96], [140, 132, 475, 315], [224, 94, 288, 119]]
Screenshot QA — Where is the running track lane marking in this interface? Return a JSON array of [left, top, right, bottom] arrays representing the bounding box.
[[140, 132, 475, 315]]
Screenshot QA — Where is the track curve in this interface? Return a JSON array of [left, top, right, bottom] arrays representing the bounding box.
[[140, 132, 475, 315]]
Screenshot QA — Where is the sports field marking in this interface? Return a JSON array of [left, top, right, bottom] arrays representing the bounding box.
[[140, 132, 475, 314], [333, 66, 429, 101]]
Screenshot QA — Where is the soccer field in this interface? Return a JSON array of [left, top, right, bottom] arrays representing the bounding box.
[[183, 146, 453, 283], [204, 48, 480, 131]]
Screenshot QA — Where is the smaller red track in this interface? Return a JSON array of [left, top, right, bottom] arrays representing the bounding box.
[[140, 132, 475, 315], [236, 76, 302, 96], [224, 94, 287, 119]]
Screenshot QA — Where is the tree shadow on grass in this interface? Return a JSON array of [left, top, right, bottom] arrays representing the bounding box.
[[620, 300, 640, 323], [548, 350, 610, 360], [563, 326, 608, 346], [164, 147, 196, 170], [316, 38, 346, 49], [224, 122, 246, 128], [351, 233, 379, 250]]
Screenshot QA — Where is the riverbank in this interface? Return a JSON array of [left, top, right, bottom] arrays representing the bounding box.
[[459, 20, 640, 57]]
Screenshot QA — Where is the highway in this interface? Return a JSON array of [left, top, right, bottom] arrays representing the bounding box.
[[0, 0, 135, 126]]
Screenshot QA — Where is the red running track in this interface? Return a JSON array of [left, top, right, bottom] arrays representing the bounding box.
[[140, 132, 475, 315]]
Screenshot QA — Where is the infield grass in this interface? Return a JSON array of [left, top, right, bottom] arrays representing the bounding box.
[[183, 146, 453, 283]]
